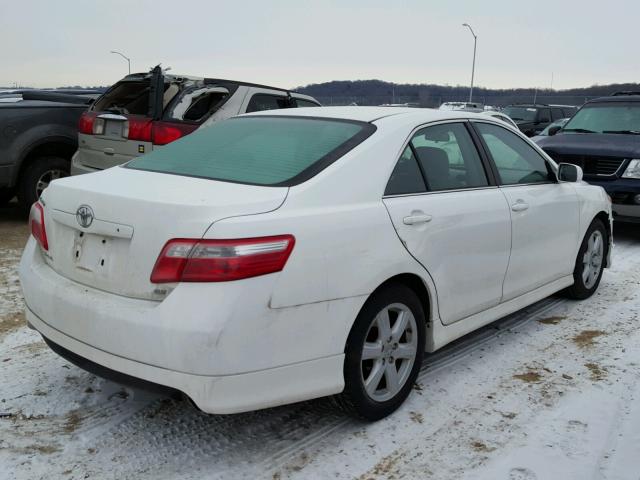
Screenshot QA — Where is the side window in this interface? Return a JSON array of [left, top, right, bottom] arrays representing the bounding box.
[[537, 108, 551, 123], [384, 146, 427, 195], [183, 91, 229, 122], [476, 122, 553, 185], [562, 107, 575, 118], [246, 94, 291, 113], [551, 108, 563, 121], [295, 99, 320, 108], [410, 123, 489, 191]]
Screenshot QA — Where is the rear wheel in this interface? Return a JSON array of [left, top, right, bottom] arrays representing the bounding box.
[[17, 156, 69, 212], [565, 219, 607, 299], [336, 283, 425, 420]]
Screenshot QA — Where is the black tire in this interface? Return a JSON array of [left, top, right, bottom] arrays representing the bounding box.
[[17, 156, 69, 212], [564, 218, 608, 299], [336, 283, 425, 420]]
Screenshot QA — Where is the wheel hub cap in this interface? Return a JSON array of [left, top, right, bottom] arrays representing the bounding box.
[[582, 230, 604, 289], [360, 303, 418, 402]]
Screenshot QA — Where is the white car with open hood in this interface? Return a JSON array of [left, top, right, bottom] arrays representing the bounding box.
[[20, 107, 612, 420]]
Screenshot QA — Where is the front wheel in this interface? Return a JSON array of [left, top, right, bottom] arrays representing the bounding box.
[[336, 283, 425, 420], [565, 219, 608, 299]]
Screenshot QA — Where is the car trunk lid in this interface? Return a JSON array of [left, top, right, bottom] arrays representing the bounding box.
[[40, 167, 288, 300]]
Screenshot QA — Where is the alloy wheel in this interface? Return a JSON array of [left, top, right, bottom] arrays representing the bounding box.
[[582, 230, 604, 289], [361, 303, 418, 402]]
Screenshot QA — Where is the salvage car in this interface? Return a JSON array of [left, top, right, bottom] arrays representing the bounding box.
[[72, 66, 320, 174], [20, 107, 612, 420], [537, 92, 640, 223]]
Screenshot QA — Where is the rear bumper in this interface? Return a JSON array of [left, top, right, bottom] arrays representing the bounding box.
[[28, 307, 344, 414], [71, 149, 134, 176], [19, 238, 356, 412]]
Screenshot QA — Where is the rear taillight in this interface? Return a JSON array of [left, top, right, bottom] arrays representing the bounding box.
[[151, 121, 198, 145], [150, 235, 295, 283], [78, 112, 96, 135], [81, 113, 196, 146], [29, 202, 48, 251], [126, 116, 153, 142]]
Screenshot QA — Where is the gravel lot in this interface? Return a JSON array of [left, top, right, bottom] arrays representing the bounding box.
[[1, 201, 639, 480]]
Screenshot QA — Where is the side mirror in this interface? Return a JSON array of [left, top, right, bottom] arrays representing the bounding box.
[[557, 163, 583, 183], [548, 125, 562, 136]]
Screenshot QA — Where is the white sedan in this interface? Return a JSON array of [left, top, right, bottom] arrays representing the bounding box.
[[20, 107, 612, 420]]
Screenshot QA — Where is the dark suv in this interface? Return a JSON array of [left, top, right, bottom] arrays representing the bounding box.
[[502, 104, 577, 137], [536, 92, 640, 223]]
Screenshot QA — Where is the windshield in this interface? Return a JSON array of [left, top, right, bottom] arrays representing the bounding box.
[[126, 116, 375, 186], [502, 107, 537, 122], [562, 103, 640, 134]]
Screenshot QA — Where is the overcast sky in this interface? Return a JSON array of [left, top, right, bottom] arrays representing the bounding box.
[[2, 0, 637, 90]]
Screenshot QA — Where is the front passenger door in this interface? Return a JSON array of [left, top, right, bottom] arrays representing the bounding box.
[[474, 122, 579, 301], [383, 122, 511, 325]]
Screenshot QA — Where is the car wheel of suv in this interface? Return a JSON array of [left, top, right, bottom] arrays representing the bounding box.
[[336, 283, 425, 420], [565, 218, 607, 299], [17, 156, 69, 212]]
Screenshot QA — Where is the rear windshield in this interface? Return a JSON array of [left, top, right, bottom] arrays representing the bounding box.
[[125, 116, 376, 186], [92, 80, 178, 116]]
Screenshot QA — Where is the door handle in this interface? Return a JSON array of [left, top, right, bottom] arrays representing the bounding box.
[[403, 214, 432, 225], [103, 147, 115, 156], [511, 201, 529, 212]]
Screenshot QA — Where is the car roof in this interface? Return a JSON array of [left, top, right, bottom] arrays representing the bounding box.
[[242, 106, 497, 124], [587, 95, 640, 104], [122, 72, 305, 95]]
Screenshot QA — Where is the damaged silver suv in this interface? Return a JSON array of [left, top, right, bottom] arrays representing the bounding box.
[[71, 66, 320, 174]]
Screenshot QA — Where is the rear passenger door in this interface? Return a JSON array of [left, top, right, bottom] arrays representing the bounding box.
[[473, 122, 579, 301], [383, 122, 512, 325]]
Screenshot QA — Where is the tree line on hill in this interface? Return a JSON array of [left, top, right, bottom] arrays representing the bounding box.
[[295, 80, 640, 107]]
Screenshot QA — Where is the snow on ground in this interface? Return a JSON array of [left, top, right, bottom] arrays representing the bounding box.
[[1, 202, 639, 480]]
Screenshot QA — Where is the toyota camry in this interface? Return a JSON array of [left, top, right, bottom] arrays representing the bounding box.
[[19, 107, 612, 420]]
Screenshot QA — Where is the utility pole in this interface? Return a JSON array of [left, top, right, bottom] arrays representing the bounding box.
[[110, 50, 131, 75], [462, 23, 477, 103]]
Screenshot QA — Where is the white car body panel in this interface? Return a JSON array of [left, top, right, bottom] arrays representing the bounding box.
[[20, 106, 612, 414], [40, 168, 287, 299], [383, 188, 511, 324], [499, 182, 580, 301]]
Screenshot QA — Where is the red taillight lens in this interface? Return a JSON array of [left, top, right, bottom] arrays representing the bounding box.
[[29, 202, 48, 251], [126, 116, 153, 142], [150, 235, 295, 283], [78, 112, 96, 135], [151, 121, 198, 146]]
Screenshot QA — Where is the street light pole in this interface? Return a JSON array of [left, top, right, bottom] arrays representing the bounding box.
[[462, 23, 477, 103], [110, 50, 131, 75]]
